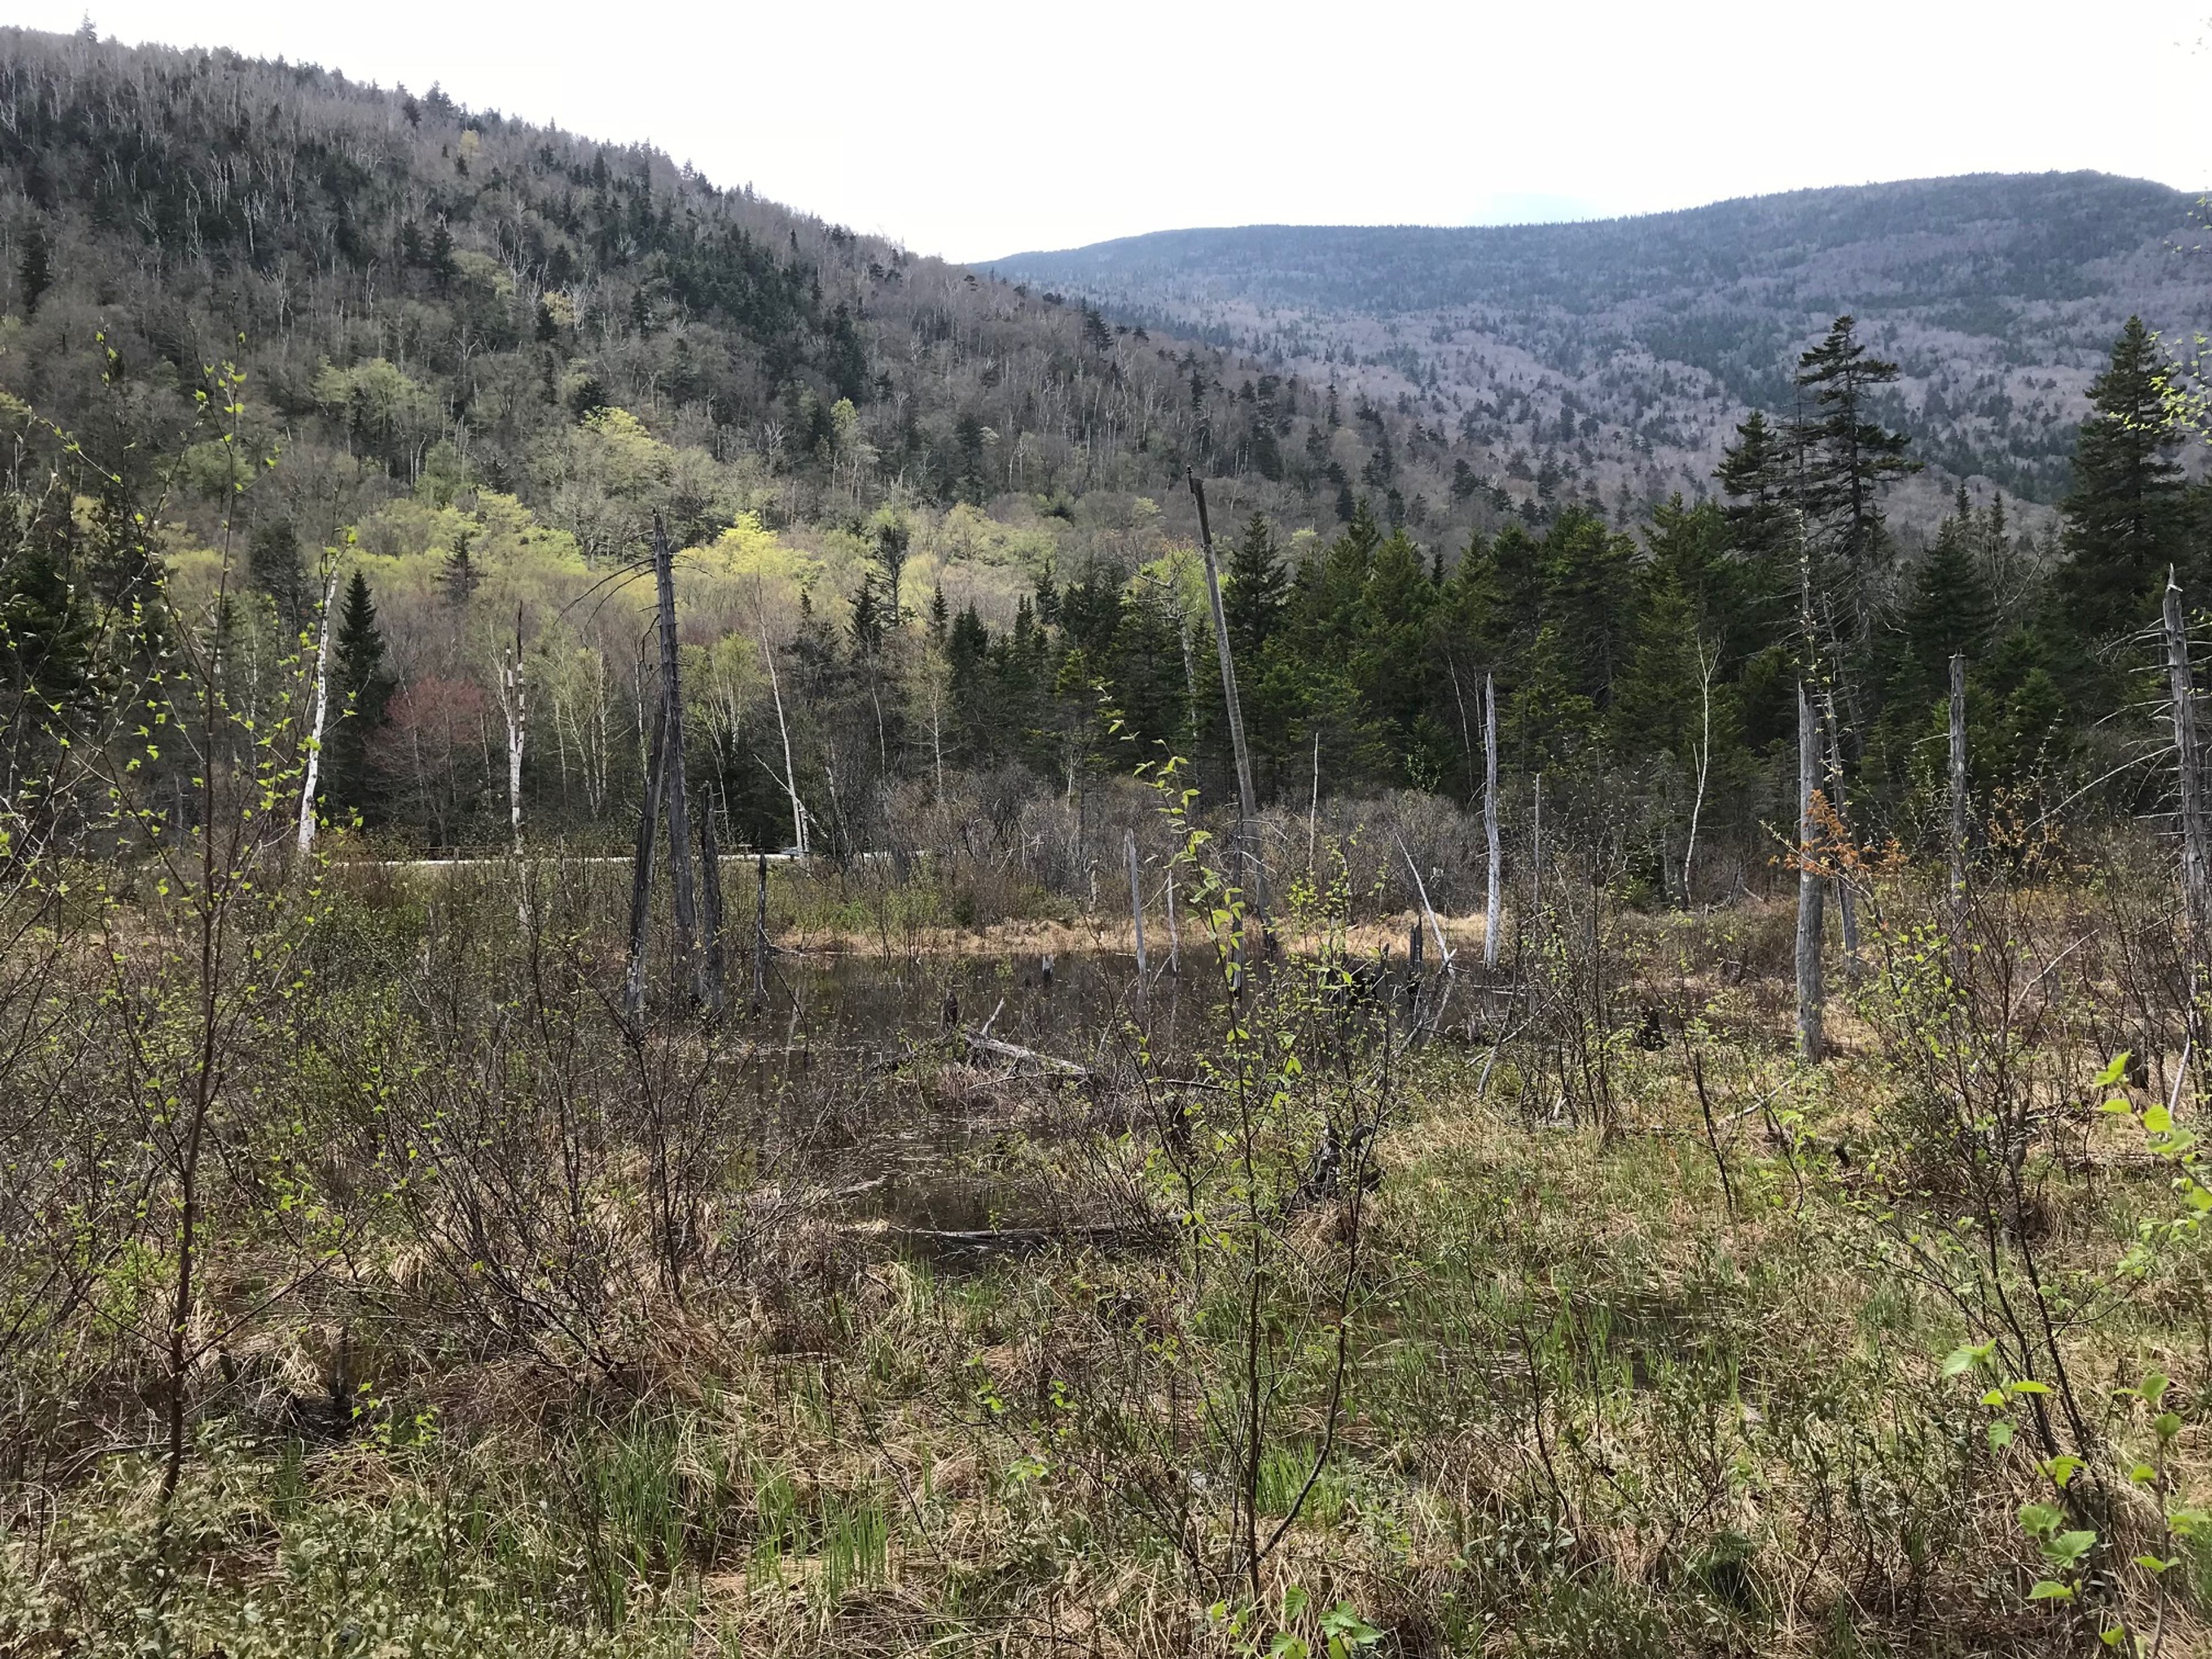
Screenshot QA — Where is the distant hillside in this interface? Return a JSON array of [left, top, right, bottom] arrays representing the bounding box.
[[0, 24, 1402, 565], [994, 173, 2211, 511]]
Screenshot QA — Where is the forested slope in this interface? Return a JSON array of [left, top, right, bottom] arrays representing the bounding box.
[[995, 173, 2211, 509]]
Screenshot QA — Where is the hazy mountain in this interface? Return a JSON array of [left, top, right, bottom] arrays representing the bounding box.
[[993, 173, 2211, 513]]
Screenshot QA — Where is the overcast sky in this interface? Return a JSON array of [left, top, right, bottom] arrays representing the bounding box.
[[18, 1, 2209, 262]]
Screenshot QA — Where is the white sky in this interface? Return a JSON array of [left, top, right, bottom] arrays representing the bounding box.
[[16, 1, 2210, 262]]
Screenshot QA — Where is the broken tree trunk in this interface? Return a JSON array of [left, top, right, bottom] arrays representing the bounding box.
[[1796, 683, 1825, 1063], [1483, 671, 1501, 969], [2166, 573, 2209, 952], [752, 852, 769, 1009], [294, 567, 340, 859], [960, 1028, 1092, 1080], [499, 600, 526, 854], [651, 518, 701, 1003], [698, 791, 726, 1017], [623, 704, 669, 1025], [1190, 472, 1266, 925], [1949, 653, 1968, 972], [1818, 692, 1862, 986]]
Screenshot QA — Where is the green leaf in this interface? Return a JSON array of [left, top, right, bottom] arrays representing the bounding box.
[[2139, 1371, 2171, 1405], [1281, 1587, 1310, 1623], [2028, 1579, 2075, 1601], [2134, 1555, 2175, 1574], [1941, 1342, 1991, 1378], [1320, 1603, 1384, 1649], [2047, 1530, 2098, 1567], [1987, 1420, 2016, 1451], [2096, 1052, 2131, 1088], [2009, 1380, 2050, 1396], [2018, 1502, 2063, 1537], [2130, 1463, 2158, 1484], [2046, 1455, 2085, 1488]]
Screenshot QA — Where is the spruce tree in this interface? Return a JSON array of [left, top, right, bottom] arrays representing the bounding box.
[[1222, 513, 1287, 666], [327, 571, 393, 817], [1789, 315, 1918, 578], [2055, 317, 2188, 643]]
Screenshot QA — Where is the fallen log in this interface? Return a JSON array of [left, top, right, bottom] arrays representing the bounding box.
[[958, 1028, 1091, 1080], [873, 1219, 1169, 1257]]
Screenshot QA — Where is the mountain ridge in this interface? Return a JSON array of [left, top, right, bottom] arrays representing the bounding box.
[[991, 171, 2212, 508]]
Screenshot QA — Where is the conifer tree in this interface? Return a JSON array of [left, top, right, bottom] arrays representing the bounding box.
[[1789, 315, 1919, 578], [2055, 317, 2190, 643], [327, 570, 393, 817], [1222, 513, 1287, 666]]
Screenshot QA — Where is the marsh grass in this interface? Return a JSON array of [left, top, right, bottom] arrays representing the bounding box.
[[3, 836, 2210, 1656]]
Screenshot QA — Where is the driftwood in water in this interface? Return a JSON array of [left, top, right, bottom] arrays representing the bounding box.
[[958, 1027, 1092, 1080]]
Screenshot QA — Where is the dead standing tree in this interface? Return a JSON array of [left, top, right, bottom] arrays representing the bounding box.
[[1190, 472, 1267, 940], [623, 517, 719, 1025], [1796, 684, 1825, 1063]]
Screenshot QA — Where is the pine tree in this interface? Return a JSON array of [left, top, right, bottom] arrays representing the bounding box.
[[2055, 317, 2189, 643]]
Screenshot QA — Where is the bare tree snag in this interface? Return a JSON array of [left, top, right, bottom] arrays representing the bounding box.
[[499, 600, 526, 853], [1164, 862, 1180, 975], [294, 566, 339, 859], [1949, 652, 1968, 967], [1817, 691, 1862, 986], [699, 790, 726, 1017], [623, 704, 668, 1025], [651, 518, 700, 1002], [1190, 472, 1266, 925], [754, 574, 806, 855], [1796, 683, 1825, 1063], [2166, 572, 2208, 952], [753, 851, 770, 1010], [1126, 828, 1147, 987], [1683, 636, 1714, 907], [1483, 671, 1502, 969]]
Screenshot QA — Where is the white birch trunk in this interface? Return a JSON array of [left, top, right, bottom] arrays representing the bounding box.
[[294, 568, 339, 859]]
